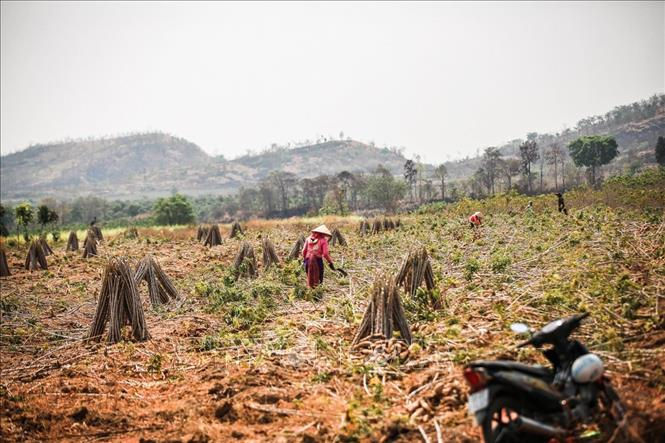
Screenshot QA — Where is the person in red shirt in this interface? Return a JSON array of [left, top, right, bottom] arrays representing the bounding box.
[[469, 211, 483, 228], [302, 225, 336, 288]]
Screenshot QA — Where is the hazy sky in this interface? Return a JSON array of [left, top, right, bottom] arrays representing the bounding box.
[[1, 1, 663, 163]]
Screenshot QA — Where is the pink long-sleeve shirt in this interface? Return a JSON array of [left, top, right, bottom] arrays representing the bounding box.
[[302, 235, 332, 263]]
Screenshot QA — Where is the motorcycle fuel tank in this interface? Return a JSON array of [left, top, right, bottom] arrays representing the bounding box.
[[571, 353, 604, 383]]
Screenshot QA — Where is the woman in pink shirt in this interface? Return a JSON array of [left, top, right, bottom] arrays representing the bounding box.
[[302, 225, 335, 288]]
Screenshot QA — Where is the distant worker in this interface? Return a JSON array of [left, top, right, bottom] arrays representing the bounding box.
[[302, 225, 336, 288], [525, 201, 533, 212], [556, 193, 568, 215], [469, 212, 483, 229]]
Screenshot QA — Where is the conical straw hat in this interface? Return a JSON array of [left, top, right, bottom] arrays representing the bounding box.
[[311, 224, 332, 237]]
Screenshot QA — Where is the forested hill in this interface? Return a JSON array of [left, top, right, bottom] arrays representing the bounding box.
[[0, 135, 409, 201]]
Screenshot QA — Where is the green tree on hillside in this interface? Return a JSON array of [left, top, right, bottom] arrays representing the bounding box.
[[0, 205, 10, 237], [568, 135, 619, 185], [367, 170, 406, 212], [404, 160, 417, 202], [519, 140, 539, 193], [154, 194, 194, 225], [656, 136, 665, 167], [14, 202, 34, 242], [434, 164, 448, 200], [37, 205, 59, 234]]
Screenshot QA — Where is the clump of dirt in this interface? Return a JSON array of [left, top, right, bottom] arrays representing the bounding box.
[[65, 231, 79, 251], [135, 255, 180, 306], [88, 256, 150, 343], [203, 225, 223, 247], [25, 240, 48, 271]]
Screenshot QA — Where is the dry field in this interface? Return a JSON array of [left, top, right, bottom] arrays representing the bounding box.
[[1, 193, 664, 442]]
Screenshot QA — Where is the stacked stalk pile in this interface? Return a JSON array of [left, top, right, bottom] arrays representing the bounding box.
[[288, 235, 305, 261], [233, 241, 257, 278], [82, 230, 98, 258], [39, 235, 53, 256], [66, 231, 79, 251], [371, 219, 383, 234], [197, 225, 209, 242], [25, 240, 48, 271], [91, 226, 104, 242], [134, 255, 179, 306], [352, 275, 412, 346], [358, 220, 370, 236], [330, 228, 348, 246], [396, 247, 436, 297], [124, 227, 139, 239], [88, 257, 150, 343], [383, 218, 395, 230], [261, 237, 279, 269], [0, 248, 10, 277], [230, 221, 244, 239], [204, 224, 223, 247]]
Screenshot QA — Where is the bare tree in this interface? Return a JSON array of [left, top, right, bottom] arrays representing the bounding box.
[[481, 147, 502, 195], [434, 164, 447, 200], [546, 143, 563, 191], [519, 139, 539, 193]]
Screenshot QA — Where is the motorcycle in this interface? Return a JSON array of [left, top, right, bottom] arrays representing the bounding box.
[[463, 313, 626, 442]]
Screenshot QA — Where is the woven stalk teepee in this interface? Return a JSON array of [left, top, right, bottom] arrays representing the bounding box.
[[204, 224, 223, 247], [359, 220, 370, 236], [0, 248, 10, 277], [233, 241, 257, 278], [66, 231, 79, 251], [261, 237, 279, 269], [371, 219, 383, 234], [82, 230, 98, 258], [91, 225, 103, 241], [352, 275, 411, 345], [25, 240, 48, 271], [330, 228, 347, 246], [39, 235, 53, 256], [395, 247, 436, 297], [288, 234, 305, 261], [88, 257, 150, 343], [134, 255, 179, 306], [197, 225, 209, 242], [230, 221, 244, 239]]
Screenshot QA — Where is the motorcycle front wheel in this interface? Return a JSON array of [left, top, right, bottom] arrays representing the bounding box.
[[482, 396, 547, 443]]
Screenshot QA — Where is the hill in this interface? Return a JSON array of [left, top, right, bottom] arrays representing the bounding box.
[[0, 135, 409, 202]]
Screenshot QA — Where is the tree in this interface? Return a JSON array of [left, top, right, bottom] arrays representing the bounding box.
[[519, 140, 539, 192], [568, 135, 619, 185], [0, 205, 10, 237], [403, 160, 417, 202], [14, 202, 34, 242], [481, 147, 502, 195], [153, 194, 194, 225], [546, 144, 564, 190], [37, 205, 59, 233], [366, 173, 406, 212], [434, 164, 448, 200], [269, 171, 298, 213], [656, 136, 665, 167], [501, 158, 521, 191]]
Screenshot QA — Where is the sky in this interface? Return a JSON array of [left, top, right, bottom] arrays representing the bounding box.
[[1, 1, 663, 164]]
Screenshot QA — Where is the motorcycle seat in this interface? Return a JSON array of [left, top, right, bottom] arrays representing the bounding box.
[[469, 360, 552, 378]]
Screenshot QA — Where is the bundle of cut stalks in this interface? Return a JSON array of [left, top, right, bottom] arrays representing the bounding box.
[[0, 248, 10, 277], [396, 247, 436, 298], [91, 225, 104, 242], [288, 235, 306, 261], [230, 221, 244, 239], [351, 336, 411, 364], [329, 228, 348, 247], [66, 231, 79, 251], [82, 230, 98, 258], [204, 224, 223, 247], [233, 241, 257, 278], [134, 255, 179, 306], [358, 220, 370, 236], [352, 275, 411, 346], [25, 240, 48, 271], [371, 219, 383, 234], [39, 235, 53, 256], [395, 219, 401, 228], [196, 225, 209, 242], [124, 227, 139, 239], [88, 257, 150, 343], [383, 218, 395, 231], [261, 237, 279, 269]]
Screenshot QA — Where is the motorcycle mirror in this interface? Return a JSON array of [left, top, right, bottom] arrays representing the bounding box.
[[510, 323, 530, 335]]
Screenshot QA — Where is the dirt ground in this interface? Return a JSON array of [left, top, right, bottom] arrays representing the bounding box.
[[1, 209, 664, 442]]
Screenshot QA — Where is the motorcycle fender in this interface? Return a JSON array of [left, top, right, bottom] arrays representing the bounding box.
[[472, 384, 505, 425], [493, 371, 564, 407]]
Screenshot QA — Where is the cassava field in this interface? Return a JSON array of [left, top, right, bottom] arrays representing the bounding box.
[[1, 171, 664, 442]]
